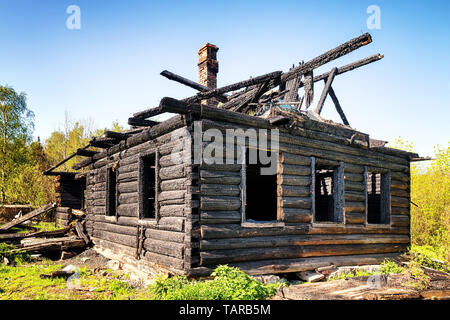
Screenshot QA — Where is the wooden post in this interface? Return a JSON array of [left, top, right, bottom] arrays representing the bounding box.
[[328, 86, 350, 126], [240, 146, 246, 223], [315, 67, 337, 114], [155, 148, 160, 222], [310, 157, 316, 223]]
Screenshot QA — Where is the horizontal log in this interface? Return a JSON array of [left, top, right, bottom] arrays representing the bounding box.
[[200, 243, 408, 265], [145, 229, 185, 243], [191, 253, 404, 276], [200, 184, 240, 197], [279, 185, 310, 197], [315, 158, 340, 167], [157, 217, 185, 232], [199, 163, 241, 172], [391, 180, 409, 190], [201, 223, 409, 239], [118, 163, 138, 175], [200, 170, 241, 185], [160, 178, 189, 191], [277, 129, 408, 167], [344, 164, 364, 174], [391, 196, 410, 208], [278, 175, 310, 186], [118, 182, 138, 194], [159, 164, 185, 180], [159, 190, 186, 201], [280, 164, 311, 176], [277, 142, 408, 173], [118, 193, 138, 205], [73, 116, 187, 170], [117, 204, 137, 217], [144, 239, 184, 259], [390, 171, 409, 183], [344, 173, 364, 182], [280, 197, 312, 209], [143, 251, 184, 271], [391, 215, 410, 227], [95, 222, 137, 236], [200, 234, 410, 251], [344, 191, 365, 202], [159, 205, 185, 217], [280, 153, 311, 166], [200, 211, 241, 224], [345, 181, 365, 192], [282, 208, 312, 223], [345, 202, 365, 213], [391, 207, 409, 215], [201, 196, 241, 211], [93, 230, 136, 248], [390, 189, 409, 198], [159, 151, 190, 168], [345, 212, 365, 224]]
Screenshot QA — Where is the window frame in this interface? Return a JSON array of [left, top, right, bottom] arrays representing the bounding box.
[[138, 149, 159, 222], [364, 166, 391, 227], [311, 158, 345, 226], [105, 165, 118, 219], [240, 146, 284, 228]]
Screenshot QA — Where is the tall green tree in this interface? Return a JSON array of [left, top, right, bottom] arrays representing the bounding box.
[[0, 86, 34, 203]]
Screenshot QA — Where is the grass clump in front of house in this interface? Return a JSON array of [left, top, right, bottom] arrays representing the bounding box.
[[409, 245, 450, 273], [0, 262, 281, 300], [147, 265, 281, 300], [328, 259, 404, 281], [0, 243, 31, 265]]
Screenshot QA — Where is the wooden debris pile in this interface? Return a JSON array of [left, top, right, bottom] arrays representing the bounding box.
[[150, 32, 382, 129], [0, 204, 90, 259]]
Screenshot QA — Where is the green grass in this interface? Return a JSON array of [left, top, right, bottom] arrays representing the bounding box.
[[328, 260, 404, 281], [146, 265, 281, 300], [409, 245, 450, 273], [0, 263, 281, 300], [0, 243, 31, 265]]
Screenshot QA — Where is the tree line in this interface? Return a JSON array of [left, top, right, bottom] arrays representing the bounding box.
[[0, 85, 124, 207]]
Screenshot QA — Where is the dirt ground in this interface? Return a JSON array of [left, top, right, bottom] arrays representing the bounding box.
[[275, 268, 450, 300], [61, 248, 111, 271]]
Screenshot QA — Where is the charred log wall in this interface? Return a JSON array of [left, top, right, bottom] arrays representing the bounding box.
[[56, 176, 85, 209], [85, 116, 195, 275], [192, 118, 411, 275]]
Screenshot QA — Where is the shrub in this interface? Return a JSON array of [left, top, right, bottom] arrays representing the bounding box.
[[0, 243, 30, 265], [409, 245, 450, 273], [389, 139, 449, 263], [148, 265, 280, 300]]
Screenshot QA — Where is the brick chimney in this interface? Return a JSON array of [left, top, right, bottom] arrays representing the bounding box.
[[198, 43, 219, 106]]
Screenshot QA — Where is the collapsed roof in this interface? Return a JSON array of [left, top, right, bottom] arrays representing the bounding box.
[[44, 32, 424, 177]]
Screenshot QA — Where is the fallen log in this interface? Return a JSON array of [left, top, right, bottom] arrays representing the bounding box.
[[160, 70, 228, 102], [12, 236, 86, 253], [40, 270, 75, 279], [75, 220, 90, 244], [128, 117, 159, 127], [0, 203, 56, 232], [281, 33, 372, 82], [0, 226, 71, 242], [184, 71, 283, 104]]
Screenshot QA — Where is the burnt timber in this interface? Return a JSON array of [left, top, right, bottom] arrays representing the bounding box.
[[44, 33, 418, 276]]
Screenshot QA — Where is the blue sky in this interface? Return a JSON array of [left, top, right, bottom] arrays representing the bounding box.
[[0, 0, 449, 156]]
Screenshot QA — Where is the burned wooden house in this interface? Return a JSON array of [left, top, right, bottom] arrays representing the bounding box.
[[44, 33, 421, 276]]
